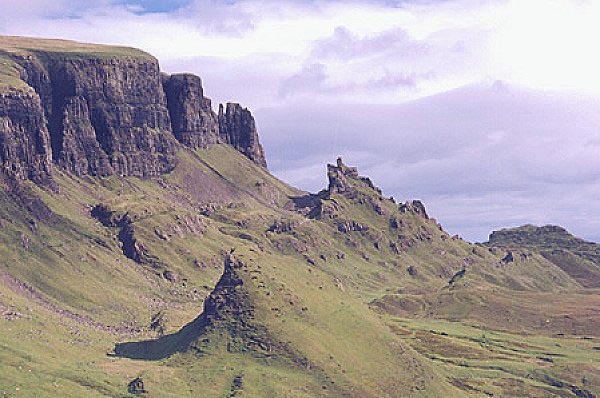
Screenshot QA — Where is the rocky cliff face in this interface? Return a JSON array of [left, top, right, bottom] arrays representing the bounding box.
[[22, 56, 177, 177], [162, 73, 219, 148], [218, 103, 267, 168], [161, 75, 267, 167], [0, 89, 53, 183], [0, 37, 268, 184]]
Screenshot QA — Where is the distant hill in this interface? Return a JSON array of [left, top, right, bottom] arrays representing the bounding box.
[[486, 224, 600, 287]]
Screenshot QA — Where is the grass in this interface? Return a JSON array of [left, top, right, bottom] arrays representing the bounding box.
[[486, 224, 600, 288], [0, 144, 598, 397], [388, 317, 600, 397], [0, 36, 151, 59]]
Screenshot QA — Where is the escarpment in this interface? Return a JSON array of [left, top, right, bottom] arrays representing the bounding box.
[[16, 54, 177, 177], [0, 36, 267, 183]]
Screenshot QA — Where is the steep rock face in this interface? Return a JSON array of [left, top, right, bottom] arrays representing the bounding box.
[[58, 96, 113, 176], [400, 200, 429, 219], [0, 89, 52, 183], [218, 103, 267, 168], [162, 73, 219, 148], [19, 55, 177, 177], [1, 37, 270, 182]]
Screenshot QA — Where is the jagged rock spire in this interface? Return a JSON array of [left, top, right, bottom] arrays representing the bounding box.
[[327, 157, 358, 193], [218, 103, 267, 168]]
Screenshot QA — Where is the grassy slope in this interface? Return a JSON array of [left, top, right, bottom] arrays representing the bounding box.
[[485, 224, 600, 288], [0, 145, 598, 397]]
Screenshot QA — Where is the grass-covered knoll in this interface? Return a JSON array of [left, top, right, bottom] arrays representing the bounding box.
[[487, 224, 600, 287], [0, 52, 30, 91], [0, 145, 598, 397], [488, 225, 600, 260]]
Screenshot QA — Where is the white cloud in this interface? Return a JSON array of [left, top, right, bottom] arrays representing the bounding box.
[[3, 0, 600, 100]]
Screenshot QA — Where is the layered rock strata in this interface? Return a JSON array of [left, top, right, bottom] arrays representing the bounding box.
[[0, 38, 269, 184], [17, 55, 177, 177], [162, 73, 219, 148], [218, 103, 267, 168], [0, 89, 53, 183]]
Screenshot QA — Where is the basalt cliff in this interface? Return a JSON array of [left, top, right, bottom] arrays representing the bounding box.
[[0, 36, 266, 184]]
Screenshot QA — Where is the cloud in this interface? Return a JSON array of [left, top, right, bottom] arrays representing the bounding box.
[[258, 82, 600, 242], [310, 26, 425, 61], [279, 63, 328, 98], [278, 62, 424, 99], [1, 0, 599, 242]]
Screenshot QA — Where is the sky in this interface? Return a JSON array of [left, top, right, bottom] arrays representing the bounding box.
[[1, 0, 599, 242]]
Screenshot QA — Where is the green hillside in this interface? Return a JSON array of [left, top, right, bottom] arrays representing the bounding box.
[[0, 147, 598, 397], [486, 224, 600, 287], [0, 35, 598, 398]]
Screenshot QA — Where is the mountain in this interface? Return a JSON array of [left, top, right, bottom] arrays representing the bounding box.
[[0, 36, 599, 398]]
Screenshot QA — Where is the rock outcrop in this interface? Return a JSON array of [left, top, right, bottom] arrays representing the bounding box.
[[162, 73, 219, 148], [327, 157, 358, 194], [0, 89, 53, 183], [162, 75, 267, 167], [400, 200, 429, 219], [57, 95, 113, 176], [113, 254, 298, 361], [43, 57, 176, 177], [218, 103, 267, 168], [12, 53, 178, 177]]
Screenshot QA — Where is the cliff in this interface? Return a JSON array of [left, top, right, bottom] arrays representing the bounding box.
[[7, 41, 177, 178], [218, 102, 267, 168], [0, 36, 267, 183], [0, 89, 53, 183], [162, 73, 220, 148]]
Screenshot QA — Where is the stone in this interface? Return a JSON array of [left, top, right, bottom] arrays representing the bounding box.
[[127, 377, 147, 395], [407, 265, 418, 276], [2, 48, 270, 184], [0, 90, 53, 184], [18, 55, 178, 178], [327, 157, 358, 194], [218, 103, 267, 168], [162, 73, 219, 148], [501, 251, 514, 264], [399, 200, 429, 219], [57, 96, 113, 176], [162, 270, 179, 282]]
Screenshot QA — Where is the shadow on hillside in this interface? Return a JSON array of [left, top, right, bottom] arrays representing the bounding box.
[[111, 314, 206, 360]]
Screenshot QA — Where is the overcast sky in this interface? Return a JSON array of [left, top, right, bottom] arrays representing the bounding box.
[[1, 0, 599, 242]]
